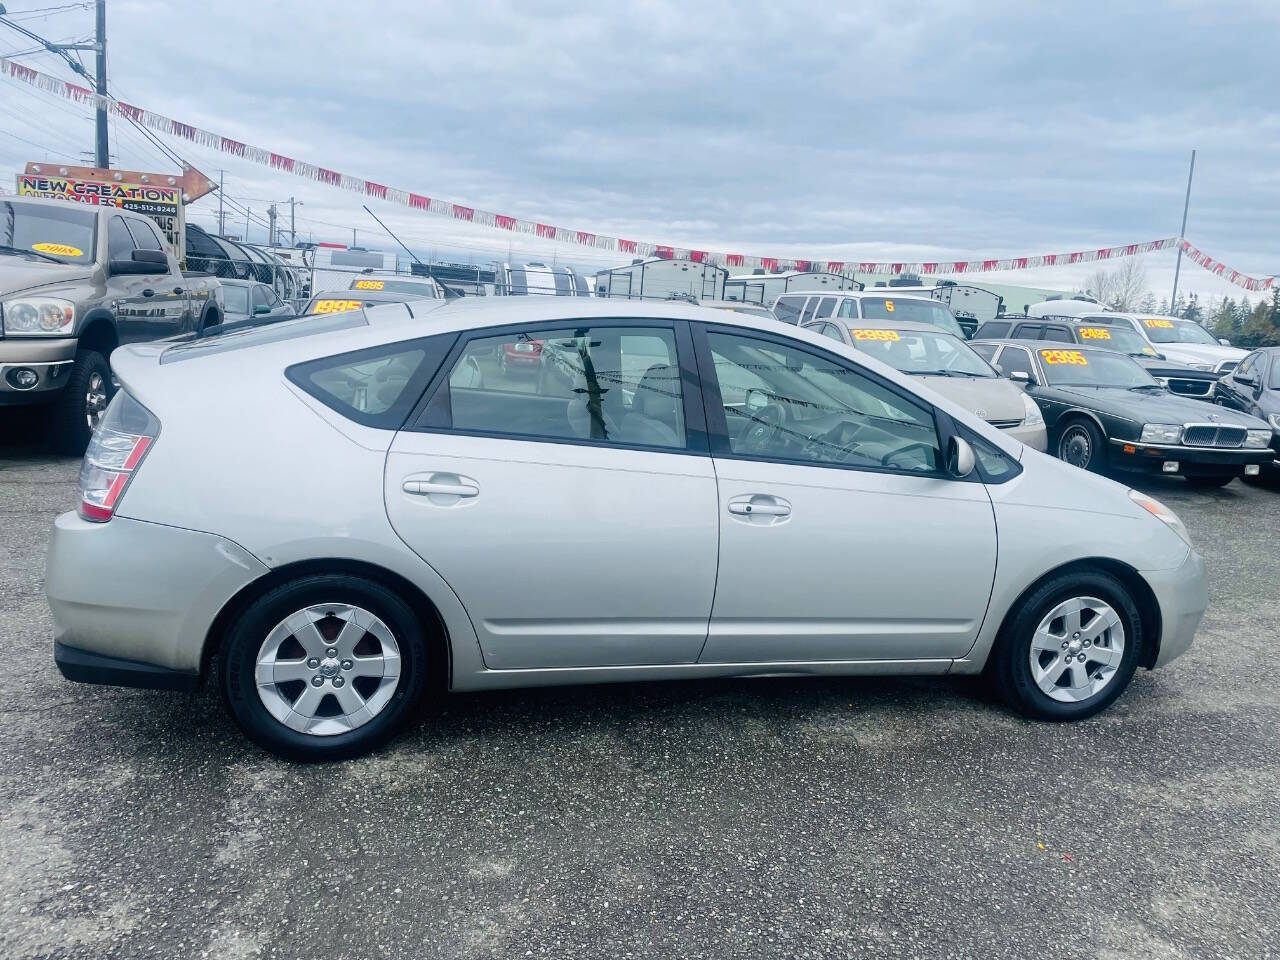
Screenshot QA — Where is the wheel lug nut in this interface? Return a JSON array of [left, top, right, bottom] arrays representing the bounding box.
[[311, 676, 324, 687], [341, 659, 353, 670], [326, 648, 337, 657], [333, 677, 345, 688], [1072, 632, 1081, 639], [307, 658, 319, 668], [1083, 640, 1091, 647], [1061, 641, 1069, 649]]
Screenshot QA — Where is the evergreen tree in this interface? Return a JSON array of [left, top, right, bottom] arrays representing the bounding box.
[[1138, 292, 1158, 313]]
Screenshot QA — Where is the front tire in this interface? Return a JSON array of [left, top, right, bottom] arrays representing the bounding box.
[[990, 569, 1143, 721], [49, 349, 112, 455], [221, 575, 428, 761], [1055, 418, 1106, 473]]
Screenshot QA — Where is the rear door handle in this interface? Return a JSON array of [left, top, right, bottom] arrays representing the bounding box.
[[402, 472, 479, 501], [727, 494, 792, 523]]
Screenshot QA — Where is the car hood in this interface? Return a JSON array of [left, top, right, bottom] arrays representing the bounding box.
[[1153, 342, 1246, 367], [1047, 384, 1267, 426], [0, 257, 93, 296], [916, 375, 1027, 422]]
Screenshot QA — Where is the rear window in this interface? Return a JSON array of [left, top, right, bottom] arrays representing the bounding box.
[[161, 312, 368, 364], [349, 278, 440, 298], [286, 335, 455, 428]]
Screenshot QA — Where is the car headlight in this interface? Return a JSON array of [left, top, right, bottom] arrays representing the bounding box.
[[1140, 423, 1183, 444], [1244, 429, 1271, 449], [1129, 489, 1192, 547], [1019, 391, 1043, 426], [1, 297, 75, 336], [1269, 413, 1280, 433]]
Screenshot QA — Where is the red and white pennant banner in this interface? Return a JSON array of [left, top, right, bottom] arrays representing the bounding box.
[[2, 57, 1273, 292]]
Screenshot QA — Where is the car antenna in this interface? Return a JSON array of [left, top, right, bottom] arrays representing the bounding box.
[[362, 204, 425, 268]]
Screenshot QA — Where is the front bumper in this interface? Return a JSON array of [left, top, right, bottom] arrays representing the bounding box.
[[998, 420, 1047, 452], [0, 336, 77, 401], [1108, 439, 1272, 477], [1142, 548, 1207, 668], [46, 512, 269, 682]]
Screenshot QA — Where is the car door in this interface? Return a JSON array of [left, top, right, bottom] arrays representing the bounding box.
[[693, 325, 997, 664], [105, 214, 147, 345], [384, 319, 719, 670], [123, 216, 188, 338]]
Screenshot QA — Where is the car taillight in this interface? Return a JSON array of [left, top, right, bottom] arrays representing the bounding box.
[[77, 391, 160, 522]]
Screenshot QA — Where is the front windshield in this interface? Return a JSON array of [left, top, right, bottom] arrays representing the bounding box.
[[1037, 348, 1157, 388], [222, 285, 250, 314], [850, 327, 996, 377], [1075, 324, 1157, 356], [1141, 317, 1218, 345], [349, 277, 439, 297], [858, 297, 965, 338], [1, 201, 97, 265]]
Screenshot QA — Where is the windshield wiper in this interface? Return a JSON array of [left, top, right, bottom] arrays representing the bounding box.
[[1128, 383, 1166, 392], [0, 244, 62, 263], [916, 369, 990, 378]]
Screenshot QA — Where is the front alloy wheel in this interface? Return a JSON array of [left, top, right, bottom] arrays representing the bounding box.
[[1027, 596, 1124, 703]]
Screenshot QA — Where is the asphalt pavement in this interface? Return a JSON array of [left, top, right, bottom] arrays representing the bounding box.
[[2, 416, 1277, 960]]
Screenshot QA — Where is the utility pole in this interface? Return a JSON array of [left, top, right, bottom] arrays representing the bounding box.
[[288, 197, 300, 246], [1170, 149, 1196, 311], [93, 0, 107, 168], [217, 170, 225, 235], [352, 227, 357, 248], [244, 206, 251, 243], [267, 203, 278, 246]]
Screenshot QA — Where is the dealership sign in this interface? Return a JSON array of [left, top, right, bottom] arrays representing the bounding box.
[[16, 162, 217, 261]]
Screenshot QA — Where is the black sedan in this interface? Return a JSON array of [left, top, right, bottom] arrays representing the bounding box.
[[1215, 345, 1280, 481], [979, 340, 1272, 487]]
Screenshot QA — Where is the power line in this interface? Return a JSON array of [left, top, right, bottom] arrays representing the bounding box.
[[0, 126, 81, 160]]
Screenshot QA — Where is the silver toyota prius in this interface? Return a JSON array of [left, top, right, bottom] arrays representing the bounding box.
[[46, 299, 1208, 761]]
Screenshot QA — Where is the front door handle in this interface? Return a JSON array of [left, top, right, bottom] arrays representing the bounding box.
[[402, 472, 479, 503], [727, 494, 792, 524]]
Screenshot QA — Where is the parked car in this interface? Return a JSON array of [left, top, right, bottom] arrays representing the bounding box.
[[217, 279, 297, 331], [693, 299, 776, 320], [1, 196, 223, 452], [302, 288, 442, 316], [972, 317, 1220, 400], [1071, 312, 1246, 375], [773, 291, 966, 339], [48, 300, 1209, 760], [348, 273, 445, 299], [979, 339, 1271, 486], [1215, 346, 1280, 482], [803, 319, 1046, 450]]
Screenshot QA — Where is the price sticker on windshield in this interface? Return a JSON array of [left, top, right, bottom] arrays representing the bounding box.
[[852, 329, 900, 342], [353, 279, 385, 290], [311, 299, 363, 314], [1041, 349, 1088, 366], [1143, 318, 1175, 329], [1079, 327, 1111, 340], [31, 242, 83, 257]]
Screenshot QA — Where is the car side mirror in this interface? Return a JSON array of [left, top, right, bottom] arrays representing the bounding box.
[[744, 387, 770, 414], [453, 355, 484, 389], [947, 435, 975, 479], [1008, 370, 1031, 384], [1218, 338, 1231, 346], [254, 304, 271, 315]]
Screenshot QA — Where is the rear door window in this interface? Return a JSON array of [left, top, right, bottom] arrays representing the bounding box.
[[1043, 325, 1073, 343], [813, 297, 836, 319], [773, 297, 804, 325]]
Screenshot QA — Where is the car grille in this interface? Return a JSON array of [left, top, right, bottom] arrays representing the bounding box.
[[986, 418, 1022, 429], [1166, 378, 1213, 397], [1182, 424, 1246, 448]]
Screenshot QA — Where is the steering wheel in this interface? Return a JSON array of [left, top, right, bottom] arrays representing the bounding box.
[[739, 402, 787, 454], [881, 442, 936, 471]]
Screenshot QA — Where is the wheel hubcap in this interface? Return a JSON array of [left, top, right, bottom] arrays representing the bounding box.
[[1029, 596, 1125, 703], [85, 372, 108, 431], [1059, 427, 1092, 468], [254, 603, 401, 736]]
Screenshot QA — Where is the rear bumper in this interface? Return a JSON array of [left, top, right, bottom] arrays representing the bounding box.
[[54, 641, 199, 691], [1143, 548, 1207, 668], [1108, 439, 1272, 477], [46, 512, 269, 678]]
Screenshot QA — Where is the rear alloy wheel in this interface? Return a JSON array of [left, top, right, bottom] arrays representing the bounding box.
[[222, 575, 428, 760], [991, 570, 1143, 721], [1057, 419, 1105, 472]]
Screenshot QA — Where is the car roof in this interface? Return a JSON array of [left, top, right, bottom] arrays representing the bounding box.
[[843, 319, 945, 334], [974, 337, 1114, 355], [217, 278, 259, 289], [778, 291, 934, 303]]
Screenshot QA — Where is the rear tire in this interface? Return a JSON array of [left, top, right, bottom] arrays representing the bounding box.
[[221, 575, 428, 761], [1055, 417, 1106, 473], [48, 349, 112, 455], [989, 569, 1143, 721]]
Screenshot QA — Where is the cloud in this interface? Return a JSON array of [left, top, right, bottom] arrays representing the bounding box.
[[1, 0, 1275, 300]]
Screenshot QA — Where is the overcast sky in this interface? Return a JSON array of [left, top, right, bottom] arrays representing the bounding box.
[[1, 0, 1276, 302]]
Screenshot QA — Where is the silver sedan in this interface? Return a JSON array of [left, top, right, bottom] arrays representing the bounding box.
[[47, 299, 1207, 760]]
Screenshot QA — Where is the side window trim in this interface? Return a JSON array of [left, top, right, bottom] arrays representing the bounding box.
[[689, 322, 957, 480], [407, 317, 710, 456]]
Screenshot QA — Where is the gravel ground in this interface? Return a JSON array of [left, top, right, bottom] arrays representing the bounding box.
[[2, 416, 1277, 960]]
